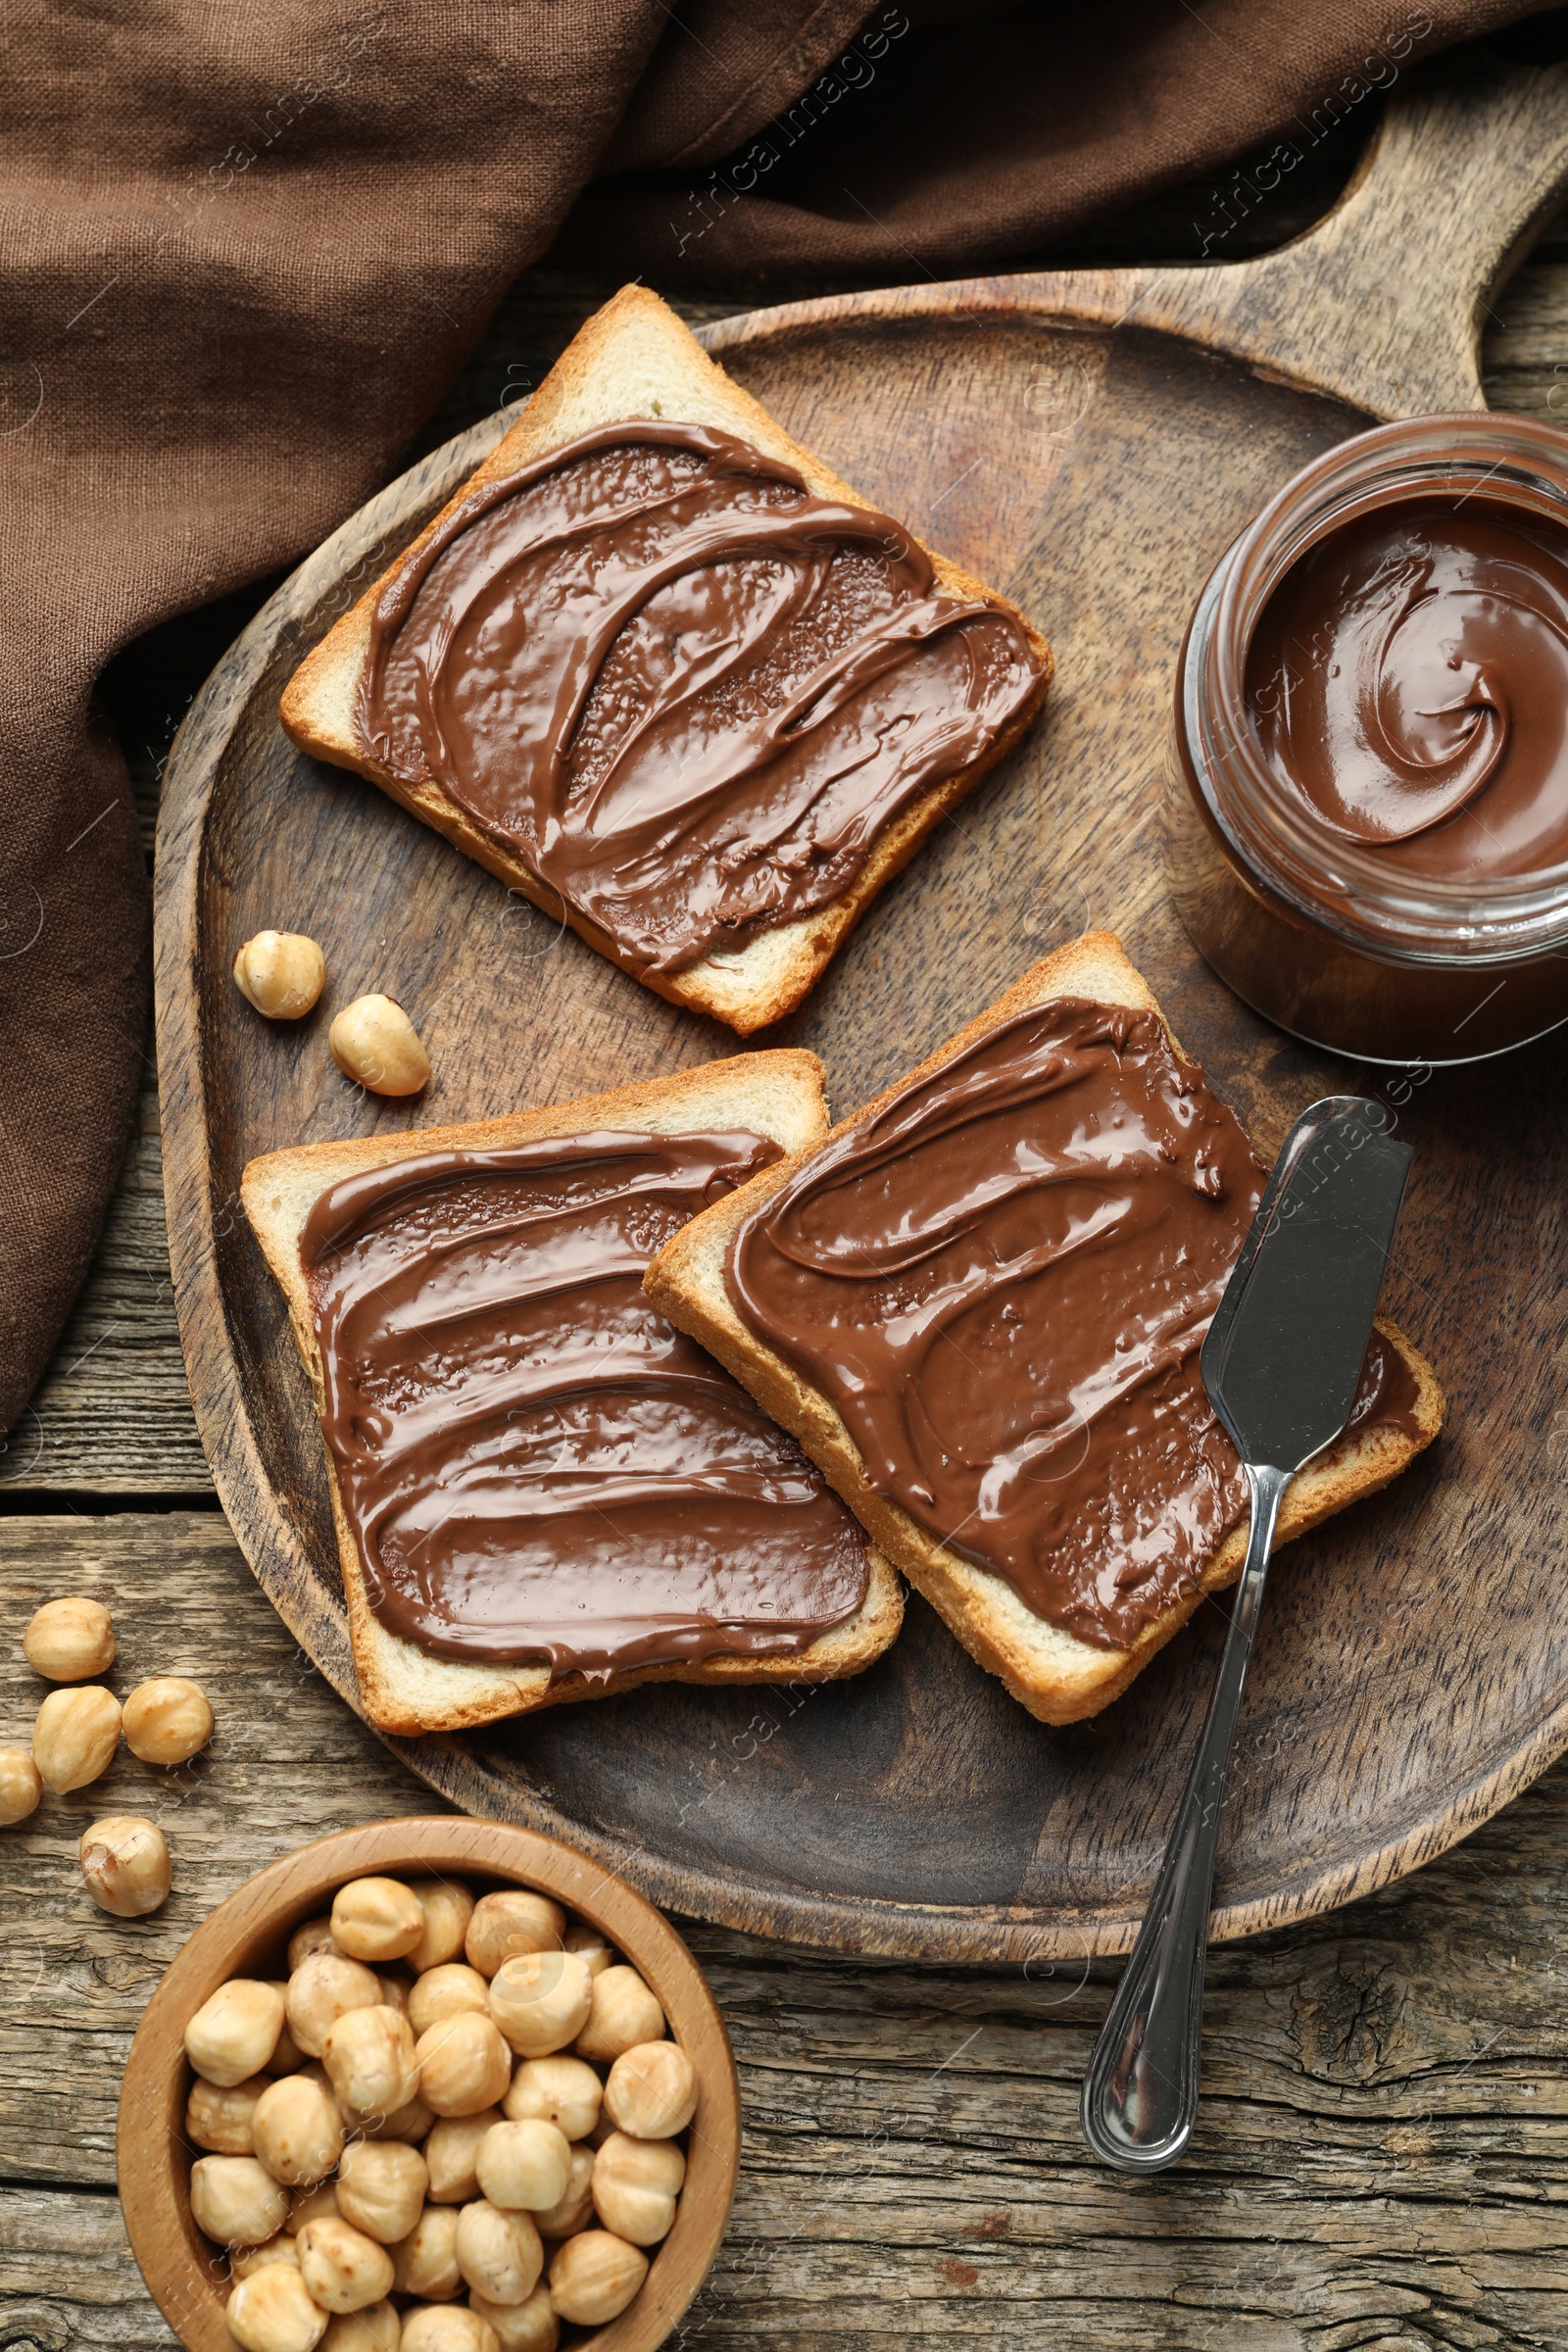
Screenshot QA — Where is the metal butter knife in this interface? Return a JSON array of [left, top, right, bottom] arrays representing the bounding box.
[[1080, 1095, 1412, 2173]]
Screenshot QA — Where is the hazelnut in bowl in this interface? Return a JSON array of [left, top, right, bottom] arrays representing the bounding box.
[[118, 1818, 740, 2352]]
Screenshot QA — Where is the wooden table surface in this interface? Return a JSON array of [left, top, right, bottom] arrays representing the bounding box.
[[7, 159, 1568, 2352]]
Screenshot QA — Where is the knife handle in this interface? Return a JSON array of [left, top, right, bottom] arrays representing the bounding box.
[[1079, 1460, 1289, 2172]]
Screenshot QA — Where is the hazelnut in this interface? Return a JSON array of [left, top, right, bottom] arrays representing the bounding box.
[[266, 1984, 304, 2073], [187, 2072, 271, 2156], [530, 2144, 594, 2241], [405, 1879, 475, 1974], [0, 1745, 42, 1825], [401, 2310, 498, 2352], [23, 1596, 115, 1682], [331, 1876, 425, 1964], [286, 1950, 382, 2057], [122, 1676, 214, 1766], [487, 1953, 591, 2059], [503, 2055, 601, 2142], [335, 2137, 428, 2245], [342, 2088, 434, 2145], [32, 1685, 121, 1793], [287, 1917, 340, 1973], [186, 1981, 288, 2087], [322, 2005, 418, 2118], [78, 1814, 171, 1916], [298, 2215, 395, 2315], [423, 2110, 502, 2205], [409, 1965, 490, 2040], [590, 2132, 685, 2245], [474, 2119, 570, 2215], [329, 995, 429, 1097], [288, 2181, 340, 2231], [252, 2074, 346, 2187], [190, 2153, 290, 2246], [234, 930, 327, 1020], [454, 2200, 543, 2306], [319, 2305, 401, 2352], [562, 1921, 613, 1979], [548, 2230, 648, 2327], [230, 2235, 300, 2280], [375, 1971, 413, 2017], [603, 2039, 697, 2139], [416, 2013, 512, 2117], [390, 2203, 461, 2299], [464, 1891, 564, 1980], [466, 2289, 557, 2352], [573, 1964, 664, 2063], [226, 2264, 328, 2352]]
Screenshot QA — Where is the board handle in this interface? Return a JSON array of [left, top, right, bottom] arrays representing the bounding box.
[[1143, 51, 1568, 420]]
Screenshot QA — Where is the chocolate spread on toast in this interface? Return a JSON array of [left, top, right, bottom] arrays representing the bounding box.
[[355, 421, 1045, 977], [301, 1128, 869, 1676], [727, 1001, 1420, 1650]]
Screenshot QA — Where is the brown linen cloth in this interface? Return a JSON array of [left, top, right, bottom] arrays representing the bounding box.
[[0, 0, 1537, 1438]]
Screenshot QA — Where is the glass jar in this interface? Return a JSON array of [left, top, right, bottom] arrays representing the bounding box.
[[1164, 412, 1568, 1064]]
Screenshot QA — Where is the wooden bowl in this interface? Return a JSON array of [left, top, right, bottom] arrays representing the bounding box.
[[118, 1816, 741, 2351]]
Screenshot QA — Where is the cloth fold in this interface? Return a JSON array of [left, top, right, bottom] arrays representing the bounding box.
[[0, 0, 1537, 1433]]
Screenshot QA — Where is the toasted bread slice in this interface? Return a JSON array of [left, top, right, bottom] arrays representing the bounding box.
[[646, 934, 1446, 1726], [279, 284, 1052, 1035], [241, 1052, 903, 1736]]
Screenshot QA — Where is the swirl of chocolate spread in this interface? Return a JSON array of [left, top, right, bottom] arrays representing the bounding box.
[[356, 421, 1046, 976], [726, 1002, 1420, 1651], [301, 1128, 869, 1676], [1247, 497, 1568, 875]]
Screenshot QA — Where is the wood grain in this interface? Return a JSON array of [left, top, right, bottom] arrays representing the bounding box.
[[148, 55, 1568, 1960], [5, 1521, 1568, 2350]]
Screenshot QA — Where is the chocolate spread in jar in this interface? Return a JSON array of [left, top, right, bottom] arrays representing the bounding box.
[[726, 1001, 1420, 1651], [355, 421, 1047, 977], [1247, 497, 1568, 877], [301, 1128, 869, 1676]]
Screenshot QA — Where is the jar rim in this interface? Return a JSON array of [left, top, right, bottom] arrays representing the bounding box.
[[1186, 411, 1568, 964]]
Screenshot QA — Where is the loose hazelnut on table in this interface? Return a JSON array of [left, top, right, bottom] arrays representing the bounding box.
[[390, 2203, 462, 2299], [233, 930, 327, 1021], [296, 2214, 396, 2314], [185, 1981, 288, 2087], [187, 2072, 270, 2156], [0, 1747, 42, 1826], [423, 2109, 502, 2205], [318, 2303, 401, 2352], [573, 1963, 664, 2062], [321, 2004, 418, 2117], [122, 1676, 214, 1766], [401, 2308, 499, 2352], [591, 2132, 686, 2245], [487, 1951, 592, 2058], [23, 1596, 115, 1682], [329, 995, 429, 1097], [79, 1814, 171, 1916], [331, 1875, 425, 1963], [334, 2137, 428, 2245], [503, 2053, 602, 2141], [548, 2229, 649, 2327], [530, 2143, 594, 2241], [473, 2118, 571, 2214], [190, 2153, 290, 2247], [252, 2073, 346, 2187], [416, 2012, 513, 2117], [288, 1916, 340, 1973], [409, 1963, 490, 2039], [466, 2286, 558, 2352], [464, 1890, 564, 1980], [454, 2198, 543, 2305], [604, 2039, 698, 2139], [229, 2234, 299, 2280], [405, 1877, 475, 1974], [286, 1949, 382, 2057], [32, 1685, 121, 1793], [226, 2262, 328, 2352]]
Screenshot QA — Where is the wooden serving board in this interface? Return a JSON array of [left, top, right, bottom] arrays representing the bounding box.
[[157, 57, 1568, 1961]]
